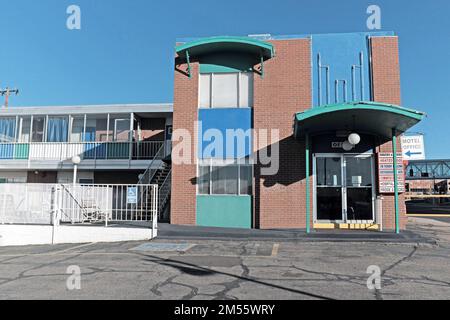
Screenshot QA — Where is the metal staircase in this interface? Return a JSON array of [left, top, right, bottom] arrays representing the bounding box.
[[138, 144, 171, 221]]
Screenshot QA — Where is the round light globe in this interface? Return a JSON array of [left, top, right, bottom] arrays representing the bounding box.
[[348, 133, 361, 145], [342, 141, 354, 151], [71, 155, 81, 165]]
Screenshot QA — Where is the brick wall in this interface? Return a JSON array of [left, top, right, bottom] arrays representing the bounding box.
[[254, 39, 312, 229], [170, 61, 198, 225], [371, 36, 407, 230]]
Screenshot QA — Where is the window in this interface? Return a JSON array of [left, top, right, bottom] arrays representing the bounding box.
[[0, 118, 16, 143], [199, 72, 253, 108], [19, 117, 31, 143], [212, 165, 238, 195], [32, 117, 45, 142], [198, 160, 253, 196], [47, 117, 69, 142], [114, 119, 130, 142], [70, 117, 84, 142]]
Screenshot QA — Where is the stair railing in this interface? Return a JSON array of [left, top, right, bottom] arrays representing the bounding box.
[[137, 144, 166, 185], [158, 169, 172, 218]]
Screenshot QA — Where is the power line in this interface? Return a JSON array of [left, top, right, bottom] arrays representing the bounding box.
[[0, 87, 19, 109]]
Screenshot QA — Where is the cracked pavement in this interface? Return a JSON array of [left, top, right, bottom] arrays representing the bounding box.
[[0, 217, 450, 300]]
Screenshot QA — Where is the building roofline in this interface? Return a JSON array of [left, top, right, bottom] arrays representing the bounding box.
[[176, 31, 396, 44], [0, 103, 173, 116]]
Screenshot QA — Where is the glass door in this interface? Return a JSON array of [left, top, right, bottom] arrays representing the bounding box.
[[315, 156, 344, 222], [344, 154, 374, 222]]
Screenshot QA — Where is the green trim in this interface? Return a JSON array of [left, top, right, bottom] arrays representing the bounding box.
[[392, 129, 400, 234], [305, 133, 311, 234], [176, 36, 275, 60], [294, 101, 426, 139], [200, 64, 253, 74], [186, 50, 192, 78], [295, 101, 425, 122], [14, 143, 29, 160], [196, 195, 252, 229]]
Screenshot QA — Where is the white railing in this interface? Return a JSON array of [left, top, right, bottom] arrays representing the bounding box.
[[0, 183, 158, 229], [59, 184, 158, 224], [0, 141, 165, 161], [0, 184, 55, 225]]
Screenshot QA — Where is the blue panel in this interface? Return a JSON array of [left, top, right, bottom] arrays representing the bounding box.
[[83, 143, 106, 159], [198, 108, 252, 159], [0, 144, 14, 159], [312, 32, 394, 107]]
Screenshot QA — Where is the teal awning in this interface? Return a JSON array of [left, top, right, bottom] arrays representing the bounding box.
[[294, 101, 425, 139], [176, 36, 275, 62]]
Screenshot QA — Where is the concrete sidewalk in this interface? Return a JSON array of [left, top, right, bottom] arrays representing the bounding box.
[[157, 223, 432, 244]]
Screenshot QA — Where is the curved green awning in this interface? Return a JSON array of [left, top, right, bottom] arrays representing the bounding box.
[[294, 101, 426, 139], [176, 36, 275, 62]]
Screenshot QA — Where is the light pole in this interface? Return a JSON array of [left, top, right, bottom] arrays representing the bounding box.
[[71, 155, 81, 186]]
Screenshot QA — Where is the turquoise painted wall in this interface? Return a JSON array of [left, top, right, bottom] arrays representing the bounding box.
[[199, 52, 255, 74], [196, 195, 252, 229]]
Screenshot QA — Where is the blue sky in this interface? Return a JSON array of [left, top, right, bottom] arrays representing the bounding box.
[[1, 0, 449, 158]]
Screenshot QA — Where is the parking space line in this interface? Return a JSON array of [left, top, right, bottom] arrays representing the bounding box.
[[48, 242, 96, 255]]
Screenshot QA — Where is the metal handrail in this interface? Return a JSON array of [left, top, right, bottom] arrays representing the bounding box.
[[137, 144, 166, 185], [158, 169, 172, 216]]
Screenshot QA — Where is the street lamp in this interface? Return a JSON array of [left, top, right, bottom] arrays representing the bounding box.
[[71, 155, 81, 186]]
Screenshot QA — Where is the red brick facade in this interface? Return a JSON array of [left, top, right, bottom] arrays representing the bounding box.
[[253, 39, 312, 229], [371, 36, 407, 230], [171, 35, 408, 231], [171, 62, 198, 225]]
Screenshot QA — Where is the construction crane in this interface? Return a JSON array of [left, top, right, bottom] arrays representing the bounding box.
[[0, 87, 19, 108]]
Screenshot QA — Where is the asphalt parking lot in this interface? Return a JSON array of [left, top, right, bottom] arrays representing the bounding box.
[[0, 217, 450, 300]]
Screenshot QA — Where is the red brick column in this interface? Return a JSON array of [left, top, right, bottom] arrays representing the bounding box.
[[170, 62, 198, 225], [253, 39, 312, 229], [371, 36, 407, 230]]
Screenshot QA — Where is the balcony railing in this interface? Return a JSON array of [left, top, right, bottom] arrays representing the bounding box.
[[0, 141, 167, 161]]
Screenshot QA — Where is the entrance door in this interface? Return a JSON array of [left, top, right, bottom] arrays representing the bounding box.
[[344, 154, 374, 222], [314, 154, 374, 223], [315, 156, 344, 222]]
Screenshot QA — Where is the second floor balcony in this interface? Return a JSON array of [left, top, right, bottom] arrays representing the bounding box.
[[0, 104, 173, 169], [0, 140, 169, 161]]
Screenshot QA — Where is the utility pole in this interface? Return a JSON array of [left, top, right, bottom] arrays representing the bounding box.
[[0, 87, 19, 108]]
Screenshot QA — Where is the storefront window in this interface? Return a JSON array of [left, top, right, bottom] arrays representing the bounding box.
[[198, 160, 252, 196]]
